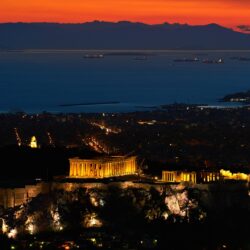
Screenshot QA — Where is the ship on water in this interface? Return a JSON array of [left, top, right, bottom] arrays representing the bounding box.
[[230, 57, 250, 61], [202, 58, 224, 64], [133, 56, 148, 60], [83, 54, 104, 59], [173, 57, 199, 62]]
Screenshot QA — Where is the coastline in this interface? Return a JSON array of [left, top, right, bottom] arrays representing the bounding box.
[[3, 49, 250, 53], [59, 101, 120, 107], [0, 102, 246, 115]]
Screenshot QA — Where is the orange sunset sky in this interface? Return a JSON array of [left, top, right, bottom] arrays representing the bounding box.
[[1, 0, 250, 30]]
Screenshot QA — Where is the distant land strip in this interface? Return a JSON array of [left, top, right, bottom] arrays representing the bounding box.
[[1, 22, 250, 50], [104, 52, 156, 56], [59, 101, 120, 107]]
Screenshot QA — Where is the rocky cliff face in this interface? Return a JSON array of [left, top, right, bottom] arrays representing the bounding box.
[[1, 182, 249, 237]]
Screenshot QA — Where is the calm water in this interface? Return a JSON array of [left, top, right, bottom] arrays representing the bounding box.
[[0, 50, 250, 113]]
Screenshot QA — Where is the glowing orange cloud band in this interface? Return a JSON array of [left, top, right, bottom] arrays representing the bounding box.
[[1, 0, 250, 30]]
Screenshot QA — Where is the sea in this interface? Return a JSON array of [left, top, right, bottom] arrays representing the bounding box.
[[0, 50, 250, 113]]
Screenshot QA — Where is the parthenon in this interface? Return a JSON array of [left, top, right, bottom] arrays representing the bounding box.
[[69, 156, 137, 179]]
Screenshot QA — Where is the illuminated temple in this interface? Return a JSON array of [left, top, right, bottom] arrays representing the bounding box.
[[162, 170, 221, 184], [69, 156, 137, 179], [162, 169, 250, 184]]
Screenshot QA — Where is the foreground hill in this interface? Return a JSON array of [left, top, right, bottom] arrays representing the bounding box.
[[1, 21, 250, 49]]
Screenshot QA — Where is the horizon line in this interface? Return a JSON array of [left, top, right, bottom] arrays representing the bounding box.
[[0, 20, 227, 26], [0, 20, 248, 34]]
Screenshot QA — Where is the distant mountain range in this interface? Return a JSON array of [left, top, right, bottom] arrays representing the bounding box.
[[1, 21, 250, 50]]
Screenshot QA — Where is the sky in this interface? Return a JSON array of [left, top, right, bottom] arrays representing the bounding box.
[[1, 0, 250, 31]]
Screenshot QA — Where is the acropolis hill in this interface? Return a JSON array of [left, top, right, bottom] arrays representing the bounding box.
[[0, 153, 249, 209]]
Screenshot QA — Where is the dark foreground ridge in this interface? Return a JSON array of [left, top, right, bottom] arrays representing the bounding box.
[[0, 182, 249, 250], [1, 21, 250, 49]]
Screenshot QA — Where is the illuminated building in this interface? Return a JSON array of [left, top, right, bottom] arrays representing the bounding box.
[[220, 169, 250, 181], [162, 169, 250, 184], [162, 170, 221, 184], [162, 171, 197, 183], [198, 171, 221, 183], [0, 182, 49, 208], [29, 136, 38, 148], [69, 156, 137, 179]]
